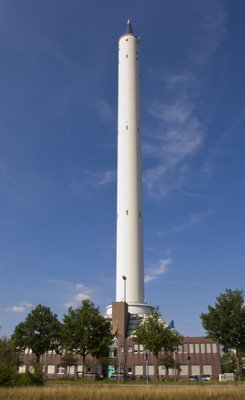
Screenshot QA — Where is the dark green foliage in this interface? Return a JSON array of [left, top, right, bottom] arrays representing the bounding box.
[[12, 304, 61, 362], [201, 288, 245, 378], [0, 336, 17, 386], [61, 300, 113, 379], [133, 307, 182, 380]]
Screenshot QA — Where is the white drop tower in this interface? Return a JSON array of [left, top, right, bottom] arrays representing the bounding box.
[[107, 20, 151, 315]]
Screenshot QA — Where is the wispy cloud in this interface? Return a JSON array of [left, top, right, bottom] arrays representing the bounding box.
[[143, 4, 226, 199], [6, 301, 32, 313], [159, 209, 216, 237], [70, 169, 116, 196], [189, 6, 225, 66], [95, 100, 115, 123], [144, 258, 171, 283]]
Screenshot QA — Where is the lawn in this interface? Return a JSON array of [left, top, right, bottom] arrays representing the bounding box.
[[0, 385, 245, 400]]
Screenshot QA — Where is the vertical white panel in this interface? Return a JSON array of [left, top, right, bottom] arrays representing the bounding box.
[[180, 365, 188, 375], [191, 365, 200, 375], [212, 343, 217, 353], [47, 365, 55, 374], [195, 344, 199, 353], [206, 343, 211, 353], [135, 365, 143, 375], [203, 365, 212, 375], [148, 365, 154, 375], [159, 365, 166, 376], [189, 344, 194, 353]]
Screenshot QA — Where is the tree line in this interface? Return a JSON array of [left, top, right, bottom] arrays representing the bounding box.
[[0, 288, 244, 385]]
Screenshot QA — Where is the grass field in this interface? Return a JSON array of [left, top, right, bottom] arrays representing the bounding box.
[[0, 385, 245, 400]]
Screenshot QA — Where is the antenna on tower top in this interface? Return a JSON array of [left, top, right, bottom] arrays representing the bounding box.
[[125, 19, 133, 34]]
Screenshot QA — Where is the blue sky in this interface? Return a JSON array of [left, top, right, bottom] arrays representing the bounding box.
[[1, 0, 245, 337]]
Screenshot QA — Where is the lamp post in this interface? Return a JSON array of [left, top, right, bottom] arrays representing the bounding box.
[[122, 276, 126, 302], [122, 275, 127, 380]]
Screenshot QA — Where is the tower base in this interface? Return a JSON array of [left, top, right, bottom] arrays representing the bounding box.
[[106, 302, 153, 316]]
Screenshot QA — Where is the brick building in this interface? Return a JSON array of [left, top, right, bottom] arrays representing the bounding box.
[[19, 301, 221, 380]]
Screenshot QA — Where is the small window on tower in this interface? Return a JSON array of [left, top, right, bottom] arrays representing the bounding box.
[[126, 125, 128, 130], [126, 55, 128, 58], [126, 210, 128, 215], [138, 128, 139, 132], [126, 39, 128, 41], [136, 57, 138, 61], [139, 212, 141, 217]]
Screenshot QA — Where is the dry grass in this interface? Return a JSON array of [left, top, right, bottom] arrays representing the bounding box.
[[0, 385, 245, 400]]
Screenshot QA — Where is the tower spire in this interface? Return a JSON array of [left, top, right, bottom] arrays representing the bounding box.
[[125, 19, 133, 34]]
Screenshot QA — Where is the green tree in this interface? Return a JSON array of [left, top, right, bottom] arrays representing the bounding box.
[[12, 304, 61, 363], [201, 288, 245, 379], [61, 300, 113, 379], [0, 336, 17, 386], [133, 307, 182, 381]]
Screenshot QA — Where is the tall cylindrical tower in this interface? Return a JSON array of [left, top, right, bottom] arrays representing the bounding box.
[[116, 20, 144, 307]]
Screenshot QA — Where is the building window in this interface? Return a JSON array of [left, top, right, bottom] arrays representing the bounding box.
[[134, 344, 138, 353], [126, 125, 128, 130], [178, 345, 182, 353], [158, 365, 165, 376], [183, 344, 188, 353], [139, 344, 144, 353], [203, 365, 212, 375], [139, 212, 141, 217], [57, 366, 65, 374], [195, 344, 199, 353], [128, 367, 132, 374], [191, 365, 200, 376], [47, 365, 55, 374], [212, 343, 217, 353], [200, 344, 206, 353], [126, 55, 128, 58], [180, 365, 188, 376], [120, 346, 124, 353], [168, 368, 174, 375], [148, 365, 154, 375], [206, 343, 211, 353], [189, 344, 194, 353], [135, 365, 143, 375], [126, 210, 128, 215], [67, 366, 75, 375], [77, 365, 83, 373], [19, 365, 26, 373], [128, 346, 132, 352]]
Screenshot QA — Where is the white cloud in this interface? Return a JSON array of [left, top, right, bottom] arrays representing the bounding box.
[[65, 292, 92, 309], [19, 301, 32, 308], [75, 284, 84, 289], [70, 169, 116, 196], [6, 306, 25, 313], [144, 258, 171, 283], [6, 301, 32, 313]]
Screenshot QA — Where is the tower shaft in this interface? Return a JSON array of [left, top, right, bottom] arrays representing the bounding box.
[[116, 26, 144, 304]]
